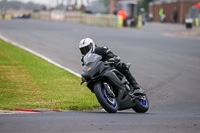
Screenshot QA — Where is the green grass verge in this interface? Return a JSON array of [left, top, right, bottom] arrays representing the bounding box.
[[0, 39, 101, 111]]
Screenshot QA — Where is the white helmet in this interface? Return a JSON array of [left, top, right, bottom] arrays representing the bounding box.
[[79, 38, 95, 55]]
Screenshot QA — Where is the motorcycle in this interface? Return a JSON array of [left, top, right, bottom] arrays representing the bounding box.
[[81, 53, 149, 113]]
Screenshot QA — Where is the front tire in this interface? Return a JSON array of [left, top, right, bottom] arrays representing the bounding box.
[[94, 83, 118, 113]]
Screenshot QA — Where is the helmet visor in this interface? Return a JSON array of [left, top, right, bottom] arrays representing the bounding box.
[[80, 44, 92, 55]]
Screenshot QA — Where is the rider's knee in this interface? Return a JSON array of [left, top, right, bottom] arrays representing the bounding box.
[[116, 63, 129, 73]]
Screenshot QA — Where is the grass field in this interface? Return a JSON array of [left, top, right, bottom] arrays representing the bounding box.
[[0, 39, 100, 111]]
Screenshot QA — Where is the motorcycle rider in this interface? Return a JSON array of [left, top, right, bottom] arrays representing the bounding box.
[[79, 38, 142, 93]]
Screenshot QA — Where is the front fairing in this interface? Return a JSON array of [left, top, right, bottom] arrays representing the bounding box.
[[81, 53, 108, 85], [82, 61, 104, 80], [83, 53, 102, 65]]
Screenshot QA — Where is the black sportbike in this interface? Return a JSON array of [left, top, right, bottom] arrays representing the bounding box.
[[81, 53, 149, 113]]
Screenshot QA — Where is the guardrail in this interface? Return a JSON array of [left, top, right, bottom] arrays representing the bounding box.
[[81, 13, 122, 28], [39, 11, 50, 20], [31, 11, 122, 28], [65, 11, 81, 22]]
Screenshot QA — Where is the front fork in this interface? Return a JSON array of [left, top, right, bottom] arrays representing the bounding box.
[[103, 82, 115, 98]]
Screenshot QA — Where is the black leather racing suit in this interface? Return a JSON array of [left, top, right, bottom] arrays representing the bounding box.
[[92, 45, 140, 89]]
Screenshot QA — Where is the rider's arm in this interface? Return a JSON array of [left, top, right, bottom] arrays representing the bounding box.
[[81, 56, 84, 66], [103, 46, 120, 63], [96, 46, 120, 63]]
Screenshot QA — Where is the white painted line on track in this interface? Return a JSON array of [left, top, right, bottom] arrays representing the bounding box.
[[0, 34, 81, 77]]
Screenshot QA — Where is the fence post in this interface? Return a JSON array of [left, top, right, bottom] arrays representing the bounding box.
[[195, 18, 199, 27], [137, 15, 142, 28], [118, 16, 123, 27]]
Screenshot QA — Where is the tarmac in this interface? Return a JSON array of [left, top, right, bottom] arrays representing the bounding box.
[[0, 20, 199, 133]]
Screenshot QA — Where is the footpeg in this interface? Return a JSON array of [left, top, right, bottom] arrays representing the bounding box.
[[129, 91, 139, 101], [129, 91, 135, 97]]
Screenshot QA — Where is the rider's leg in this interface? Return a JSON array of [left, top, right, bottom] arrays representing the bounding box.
[[115, 63, 140, 90]]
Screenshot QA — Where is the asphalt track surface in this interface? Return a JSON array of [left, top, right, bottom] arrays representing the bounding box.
[[0, 20, 200, 133]]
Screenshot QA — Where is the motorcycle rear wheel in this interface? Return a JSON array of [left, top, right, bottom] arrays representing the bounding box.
[[94, 83, 118, 113], [132, 95, 149, 113]]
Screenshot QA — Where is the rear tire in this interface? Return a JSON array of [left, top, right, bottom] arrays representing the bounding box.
[[132, 95, 149, 113], [94, 83, 118, 113]]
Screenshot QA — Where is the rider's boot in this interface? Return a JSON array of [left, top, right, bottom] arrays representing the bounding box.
[[125, 71, 145, 95], [116, 63, 144, 95], [125, 71, 139, 90]]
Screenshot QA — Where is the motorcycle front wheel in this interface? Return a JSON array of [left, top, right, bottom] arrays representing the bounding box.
[[94, 83, 118, 113]]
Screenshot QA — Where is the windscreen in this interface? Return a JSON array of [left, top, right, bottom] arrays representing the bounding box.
[[83, 53, 102, 65]]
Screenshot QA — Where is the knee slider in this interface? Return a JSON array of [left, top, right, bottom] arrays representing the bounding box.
[[116, 63, 128, 73]]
